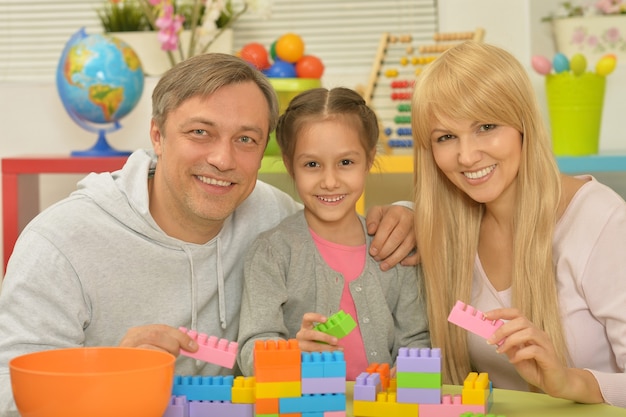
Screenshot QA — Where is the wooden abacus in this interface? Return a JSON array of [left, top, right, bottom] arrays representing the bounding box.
[[362, 28, 485, 154]]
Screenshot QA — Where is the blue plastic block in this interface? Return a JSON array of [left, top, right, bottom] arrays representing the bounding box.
[[172, 375, 234, 401], [279, 393, 346, 413]]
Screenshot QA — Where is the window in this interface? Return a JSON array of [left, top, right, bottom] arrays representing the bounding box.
[[0, 0, 437, 83]]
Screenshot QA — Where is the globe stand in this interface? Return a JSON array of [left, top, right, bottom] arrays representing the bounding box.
[[71, 129, 132, 157]]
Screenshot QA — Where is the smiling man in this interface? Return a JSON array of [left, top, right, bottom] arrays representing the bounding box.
[[0, 53, 416, 414]]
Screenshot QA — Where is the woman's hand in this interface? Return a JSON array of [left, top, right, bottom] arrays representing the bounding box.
[[118, 324, 198, 357], [296, 312, 342, 352], [366, 204, 419, 270], [485, 308, 603, 404]]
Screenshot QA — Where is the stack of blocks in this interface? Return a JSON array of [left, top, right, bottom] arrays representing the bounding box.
[[352, 348, 496, 417], [162, 303, 505, 417]]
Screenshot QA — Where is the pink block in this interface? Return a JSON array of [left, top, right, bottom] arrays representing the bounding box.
[[178, 327, 238, 369], [419, 394, 486, 417], [447, 300, 504, 341], [324, 412, 346, 417]]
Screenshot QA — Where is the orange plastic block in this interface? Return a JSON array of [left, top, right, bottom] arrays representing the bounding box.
[[254, 339, 301, 368], [232, 376, 255, 403], [462, 372, 490, 405], [256, 397, 279, 414], [256, 381, 302, 399], [366, 363, 391, 391], [353, 391, 419, 417]]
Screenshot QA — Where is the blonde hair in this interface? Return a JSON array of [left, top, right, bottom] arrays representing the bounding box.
[[411, 41, 568, 385]]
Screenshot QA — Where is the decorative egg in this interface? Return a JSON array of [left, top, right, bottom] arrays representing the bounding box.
[[552, 53, 570, 73], [531, 55, 552, 75], [570, 53, 587, 76], [596, 55, 617, 76]]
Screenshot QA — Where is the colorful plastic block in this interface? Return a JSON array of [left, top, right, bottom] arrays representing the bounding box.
[[256, 397, 279, 414], [301, 351, 346, 378], [395, 387, 441, 404], [253, 339, 301, 369], [162, 395, 189, 417], [279, 393, 346, 414], [365, 363, 390, 390], [172, 375, 233, 402], [188, 401, 253, 417], [256, 380, 302, 399], [396, 371, 441, 389], [447, 300, 504, 341], [324, 412, 347, 417], [178, 327, 238, 368], [419, 394, 486, 417], [313, 310, 357, 339], [302, 377, 346, 394], [460, 413, 505, 417], [353, 391, 419, 417], [353, 372, 381, 401], [462, 372, 490, 405], [396, 347, 441, 373], [232, 376, 255, 404]]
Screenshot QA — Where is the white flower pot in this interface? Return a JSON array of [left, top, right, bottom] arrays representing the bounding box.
[[551, 15, 626, 66], [109, 28, 234, 76]]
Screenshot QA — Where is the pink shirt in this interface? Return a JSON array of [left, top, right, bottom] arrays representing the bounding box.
[[468, 177, 626, 407], [310, 229, 369, 380]]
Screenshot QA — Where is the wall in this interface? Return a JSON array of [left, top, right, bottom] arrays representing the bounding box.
[[1, 0, 625, 275]]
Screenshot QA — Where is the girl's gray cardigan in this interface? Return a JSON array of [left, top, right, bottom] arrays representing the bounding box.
[[237, 211, 430, 376]]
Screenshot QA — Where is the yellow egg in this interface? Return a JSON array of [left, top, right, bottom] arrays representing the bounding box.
[[570, 53, 587, 76], [596, 55, 617, 76]]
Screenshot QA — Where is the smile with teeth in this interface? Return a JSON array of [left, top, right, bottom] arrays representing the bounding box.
[[197, 175, 232, 187], [317, 195, 346, 203], [463, 164, 495, 180]]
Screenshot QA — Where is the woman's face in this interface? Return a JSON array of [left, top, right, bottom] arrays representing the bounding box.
[[429, 116, 523, 206]]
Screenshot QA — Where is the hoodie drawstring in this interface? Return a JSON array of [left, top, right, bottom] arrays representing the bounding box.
[[216, 237, 227, 330]]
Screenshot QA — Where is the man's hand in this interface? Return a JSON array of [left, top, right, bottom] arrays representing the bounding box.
[[119, 324, 198, 357], [366, 204, 419, 270]]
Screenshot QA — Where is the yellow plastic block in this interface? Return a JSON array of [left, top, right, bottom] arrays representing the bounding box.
[[232, 376, 255, 403], [462, 372, 490, 405], [256, 381, 302, 399], [353, 391, 419, 417]]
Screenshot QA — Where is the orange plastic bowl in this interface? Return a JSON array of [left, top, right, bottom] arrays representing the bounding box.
[[9, 347, 175, 417]]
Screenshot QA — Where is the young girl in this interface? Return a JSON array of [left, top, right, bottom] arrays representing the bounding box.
[[412, 41, 626, 407], [237, 87, 429, 379]]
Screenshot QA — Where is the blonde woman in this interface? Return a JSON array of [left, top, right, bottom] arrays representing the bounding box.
[[412, 41, 626, 407]]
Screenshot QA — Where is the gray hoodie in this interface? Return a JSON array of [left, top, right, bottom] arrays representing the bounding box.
[[0, 149, 301, 414]]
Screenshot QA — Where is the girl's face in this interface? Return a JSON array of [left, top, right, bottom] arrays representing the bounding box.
[[290, 118, 372, 233], [430, 116, 522, 207]]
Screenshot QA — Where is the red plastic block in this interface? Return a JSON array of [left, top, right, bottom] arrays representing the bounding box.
[[447, 300, 504, 340], [178, 327, 238, 369]]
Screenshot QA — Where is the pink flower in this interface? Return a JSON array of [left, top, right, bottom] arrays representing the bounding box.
[[595, 0, 625, 14], [605, 27, 622, 42], [154, 2, 185, 51]]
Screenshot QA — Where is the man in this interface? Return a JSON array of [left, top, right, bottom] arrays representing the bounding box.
[[0, 53, 416, 413]]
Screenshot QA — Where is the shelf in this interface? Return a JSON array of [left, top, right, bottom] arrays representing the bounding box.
[[555, 154, 626, 173]]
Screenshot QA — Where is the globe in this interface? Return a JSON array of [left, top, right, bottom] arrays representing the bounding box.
[[56, 27, 144, 156]]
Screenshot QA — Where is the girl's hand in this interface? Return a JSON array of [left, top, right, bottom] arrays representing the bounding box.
[[485, 308, 603, 404], [118, 324, 197, 357], [296, 312, 342, 352]]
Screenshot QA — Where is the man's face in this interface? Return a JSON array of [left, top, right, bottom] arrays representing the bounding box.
[[149, 81, 270, 242]]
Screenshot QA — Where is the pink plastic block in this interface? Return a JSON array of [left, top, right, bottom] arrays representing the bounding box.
[[324, 412, 347, 417], [178, 327, 238, 369], [419, 394, 486, 417], [447, 300, 504, 340], [396, 347, 441, 373]]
